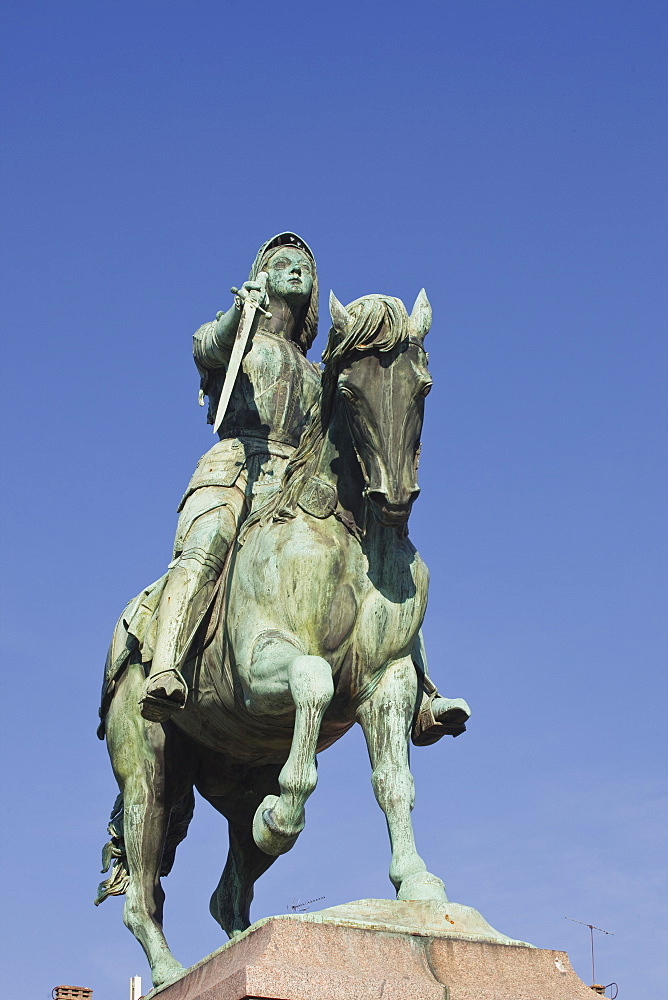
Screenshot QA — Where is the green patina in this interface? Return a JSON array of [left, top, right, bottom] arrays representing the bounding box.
[[96, 233, 470, 987]]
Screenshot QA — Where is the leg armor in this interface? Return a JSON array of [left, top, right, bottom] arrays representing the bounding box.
[[140, 490, 241, 722]]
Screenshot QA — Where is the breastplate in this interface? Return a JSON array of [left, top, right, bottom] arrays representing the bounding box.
[[208, 332, 320, 447]]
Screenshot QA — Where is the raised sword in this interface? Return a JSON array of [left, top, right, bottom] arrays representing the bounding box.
[[213, 270, 271, 434]]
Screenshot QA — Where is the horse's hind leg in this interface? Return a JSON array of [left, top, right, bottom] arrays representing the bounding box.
[[204, 765, 282, 936], [106, 661, 191, 986], [357, 655, 447, 903], [246, 640, 334, 856]]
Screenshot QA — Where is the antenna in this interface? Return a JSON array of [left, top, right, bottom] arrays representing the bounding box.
[[565, 916, 614, 986], [288, 896, 325, 913]]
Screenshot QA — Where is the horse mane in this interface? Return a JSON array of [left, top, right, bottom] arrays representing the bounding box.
[[249, 295, 411, 527]]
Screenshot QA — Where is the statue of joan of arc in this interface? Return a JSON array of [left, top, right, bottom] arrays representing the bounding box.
[[128, 232, 322, 721], [101, 231, 463, 744]]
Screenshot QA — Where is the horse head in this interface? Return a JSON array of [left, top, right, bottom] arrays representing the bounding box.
[[327, 290, 433, 527]]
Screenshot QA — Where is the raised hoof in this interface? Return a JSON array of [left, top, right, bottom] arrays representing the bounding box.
[[397, 871, 448, 903], [252, 794, 301, 857], [139, 670, 188, 723]]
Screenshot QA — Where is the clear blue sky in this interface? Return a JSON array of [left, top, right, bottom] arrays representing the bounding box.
[[1, 1, 666, 996]]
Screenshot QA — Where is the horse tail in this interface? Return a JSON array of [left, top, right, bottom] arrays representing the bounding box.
[[94, 788, 195, 905], [94, 794, 128, 904]]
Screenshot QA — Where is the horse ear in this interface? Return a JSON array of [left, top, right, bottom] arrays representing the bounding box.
[[410, 288, 432, 341], [329, 290, 352, 335]]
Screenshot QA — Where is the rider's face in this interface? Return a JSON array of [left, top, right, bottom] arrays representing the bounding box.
[[264, 248, 313, 303]]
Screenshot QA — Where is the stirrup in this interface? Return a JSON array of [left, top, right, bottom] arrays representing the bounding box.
[[412, 691, 469, 746], [139, 669, 188, 723]]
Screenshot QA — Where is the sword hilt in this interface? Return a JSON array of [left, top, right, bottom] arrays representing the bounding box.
[[230, 286, 272, 318]]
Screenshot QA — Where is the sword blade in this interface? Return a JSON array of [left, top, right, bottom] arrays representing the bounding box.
[[213, 271, 268, 434]]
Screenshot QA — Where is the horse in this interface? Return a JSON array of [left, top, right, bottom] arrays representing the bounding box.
[[97, 289, 465, 987]]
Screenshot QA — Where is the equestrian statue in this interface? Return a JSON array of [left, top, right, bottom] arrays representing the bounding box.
[[95, 232, 470, 987]]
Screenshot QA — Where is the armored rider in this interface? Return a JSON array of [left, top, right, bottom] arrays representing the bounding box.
[[139, 232, 322, 722], [115, 230, 466, 742]]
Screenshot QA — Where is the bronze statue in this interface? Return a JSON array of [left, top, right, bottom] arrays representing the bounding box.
[[96, 235, 470, 987], [136, 233, 320, 722]]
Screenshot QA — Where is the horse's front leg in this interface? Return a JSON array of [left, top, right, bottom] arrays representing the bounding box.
[[246, 638, 334, 856], [357, 655, 447, 903]]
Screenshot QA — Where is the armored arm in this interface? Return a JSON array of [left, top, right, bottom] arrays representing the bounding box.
[[193, 303, 241, 372], [193, 277, 270, 371]]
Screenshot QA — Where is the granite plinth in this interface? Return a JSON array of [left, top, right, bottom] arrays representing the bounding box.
[[146, 899, 595, 1000]]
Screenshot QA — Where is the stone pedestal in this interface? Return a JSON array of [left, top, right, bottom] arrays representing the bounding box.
[[146, 899, 595, 1000]]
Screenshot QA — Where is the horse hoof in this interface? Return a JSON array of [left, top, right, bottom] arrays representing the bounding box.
[[252, 794, 301, 857], [151, 958, 185, 988], [397, 871, 448, 903]]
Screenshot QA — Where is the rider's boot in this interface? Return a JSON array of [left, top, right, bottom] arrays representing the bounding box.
[[412, 675, 471, 745], [140, 666, 189, 723], [139, 566, 191, 722], [139, 549, 222, 723], [140, 503, 234, 723]]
